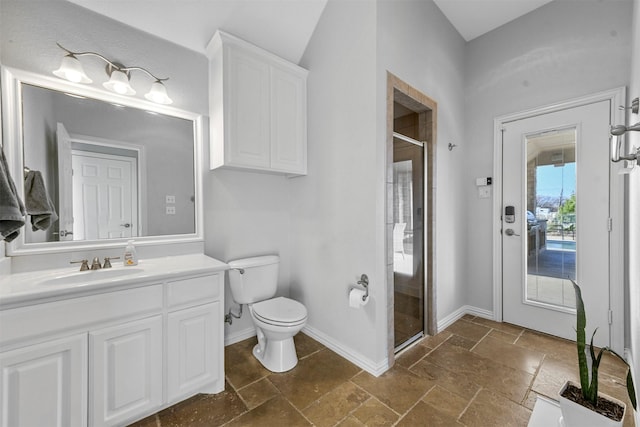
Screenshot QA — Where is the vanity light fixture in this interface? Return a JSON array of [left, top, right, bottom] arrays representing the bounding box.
[[53, 43, 173, 105]]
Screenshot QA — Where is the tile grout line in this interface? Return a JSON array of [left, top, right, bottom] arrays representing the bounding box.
[[469, 328, 493, 352], [521, 353, 547, 408], [456, 386, 484, 425], [393, 382, 437, 425], [290, 370, 369, 425]]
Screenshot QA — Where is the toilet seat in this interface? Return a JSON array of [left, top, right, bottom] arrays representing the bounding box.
[[252, 297, 307, 327]]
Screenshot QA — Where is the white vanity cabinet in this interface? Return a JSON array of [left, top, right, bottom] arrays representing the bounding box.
[[0, 334, 88, 427], [166, 275, 222, 402], [0, 265, 225, 427], [206, 30, 308, 175], [89, 316, 163, 427]]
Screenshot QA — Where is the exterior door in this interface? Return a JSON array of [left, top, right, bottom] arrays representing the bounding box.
[[72, 152, 137, 240], [502, 100, 612, 348]]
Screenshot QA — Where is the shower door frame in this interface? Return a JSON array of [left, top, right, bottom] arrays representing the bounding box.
[[386, 73, 437, 360]]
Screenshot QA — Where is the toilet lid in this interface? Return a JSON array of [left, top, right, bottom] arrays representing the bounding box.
[[252, 297, 307, 325]]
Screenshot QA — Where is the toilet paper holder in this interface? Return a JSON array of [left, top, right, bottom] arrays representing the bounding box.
[[356, 274, 369, 302]]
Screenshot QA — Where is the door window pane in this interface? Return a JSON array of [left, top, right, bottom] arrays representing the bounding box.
[[526, 129, 577, 309]]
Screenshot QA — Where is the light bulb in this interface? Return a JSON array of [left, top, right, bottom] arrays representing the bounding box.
[[53, 55, 92, 84], [144, 81, 173, 105], [103, 69, 135, 96]]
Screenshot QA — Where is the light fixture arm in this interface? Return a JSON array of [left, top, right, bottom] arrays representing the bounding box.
[[56, 43, 169, 82], [119, 66, 168, 82]]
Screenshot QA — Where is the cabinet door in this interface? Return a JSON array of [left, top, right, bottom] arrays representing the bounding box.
[[270, 65, 307, 174], [89, 316, 162, 427], [0, 334, 87, 427], [167, 302, 221, 402], [227, 47, 271, 168]]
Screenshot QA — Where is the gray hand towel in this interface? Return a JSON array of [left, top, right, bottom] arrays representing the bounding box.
[[0, 148, 26, 242], [24, 170, 58, 231]]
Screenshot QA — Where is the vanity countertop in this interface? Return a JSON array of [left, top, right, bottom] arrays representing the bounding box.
[[0, 254, 228, 309]]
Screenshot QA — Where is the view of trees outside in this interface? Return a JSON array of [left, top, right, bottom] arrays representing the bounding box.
[[535, 163, 576, 239]]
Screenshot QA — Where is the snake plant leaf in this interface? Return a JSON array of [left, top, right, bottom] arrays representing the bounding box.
[[604, 347, 638, 411], [572, 281, 590, 397], [572, 280, 637, 411]]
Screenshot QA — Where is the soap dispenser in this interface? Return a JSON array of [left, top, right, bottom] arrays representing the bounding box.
[[123, 240, 138, 266]]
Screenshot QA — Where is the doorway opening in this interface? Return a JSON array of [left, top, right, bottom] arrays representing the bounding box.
[[387, 73, 437, 356]]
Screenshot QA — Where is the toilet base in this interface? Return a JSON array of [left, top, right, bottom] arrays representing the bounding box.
[[252, 336, 298, 373]]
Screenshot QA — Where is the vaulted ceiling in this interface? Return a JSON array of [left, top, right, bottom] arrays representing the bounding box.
[[67, 0, 555, 63]]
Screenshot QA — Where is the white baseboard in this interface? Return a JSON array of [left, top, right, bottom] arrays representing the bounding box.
[[437, 305, 494, 332], [302, 325, 389, 377], [224, 327, 256, 346], [224, 306, 493, 377]]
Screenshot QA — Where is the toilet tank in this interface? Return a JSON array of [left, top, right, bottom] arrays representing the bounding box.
[[227, 255, 279, 304]]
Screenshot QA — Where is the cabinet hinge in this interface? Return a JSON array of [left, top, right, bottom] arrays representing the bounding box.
[[608, 310, 613, 325], [608, 217, 613, 232]]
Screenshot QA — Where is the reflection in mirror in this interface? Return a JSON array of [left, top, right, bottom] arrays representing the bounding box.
[[21, 83, 196, 244], [0, 66, 203, 257]]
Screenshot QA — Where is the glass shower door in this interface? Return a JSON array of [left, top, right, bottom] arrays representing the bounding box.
[[393, 137, 424, 351]]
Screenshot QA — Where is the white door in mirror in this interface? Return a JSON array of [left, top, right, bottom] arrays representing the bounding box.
[[72, 153, 137, 240]]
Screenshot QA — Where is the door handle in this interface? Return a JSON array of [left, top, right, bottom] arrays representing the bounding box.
[[120, 223, 131, 228], [505, 228, 520, 237]]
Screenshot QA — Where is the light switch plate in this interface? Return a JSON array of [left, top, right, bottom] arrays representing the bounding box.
[[166, 206, 176, 215], [166, 195, 176, 204]]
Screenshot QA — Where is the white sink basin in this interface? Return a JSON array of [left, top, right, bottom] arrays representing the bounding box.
[[39, 268, 144, 287]]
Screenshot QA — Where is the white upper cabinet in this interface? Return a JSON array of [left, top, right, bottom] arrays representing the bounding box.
[[206, 30, 308, 175]]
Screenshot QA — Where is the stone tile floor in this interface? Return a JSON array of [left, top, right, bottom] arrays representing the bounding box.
[[131, 315, 635, 426]]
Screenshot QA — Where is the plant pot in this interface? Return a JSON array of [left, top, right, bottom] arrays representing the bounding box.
[[558, 381, 626, 427]]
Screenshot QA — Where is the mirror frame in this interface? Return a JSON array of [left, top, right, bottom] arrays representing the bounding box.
[[1, 66, 204, 255]]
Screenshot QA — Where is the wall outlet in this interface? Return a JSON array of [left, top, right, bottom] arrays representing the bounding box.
[[478, 186, 491, 199], [166, 206, 176, 215], [165, 195, 176, 204]]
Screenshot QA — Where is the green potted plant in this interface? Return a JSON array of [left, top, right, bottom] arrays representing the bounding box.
[[558, 281, 637, 426]]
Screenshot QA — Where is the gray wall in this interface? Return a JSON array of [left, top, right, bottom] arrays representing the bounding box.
[[377, 0, 467, 327], [0, 0, 208, 114], [292, 0, 380, 364], [463, 0, 633, 311], [290, 0, 467, 368]]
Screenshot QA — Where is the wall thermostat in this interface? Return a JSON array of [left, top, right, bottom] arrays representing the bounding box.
[[475, 177, 492, 186]]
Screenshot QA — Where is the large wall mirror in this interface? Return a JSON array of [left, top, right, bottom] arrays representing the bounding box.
[[2, 67, 204, 255]]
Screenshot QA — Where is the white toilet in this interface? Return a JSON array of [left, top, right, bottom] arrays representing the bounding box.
[[227, 255, 307, 372]]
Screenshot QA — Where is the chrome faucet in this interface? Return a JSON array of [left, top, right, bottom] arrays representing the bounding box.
[[103, 256, 120, 268], [70, 259, 89, 271], [91, 257, 102, 270], [71, 256, 120, 271]]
